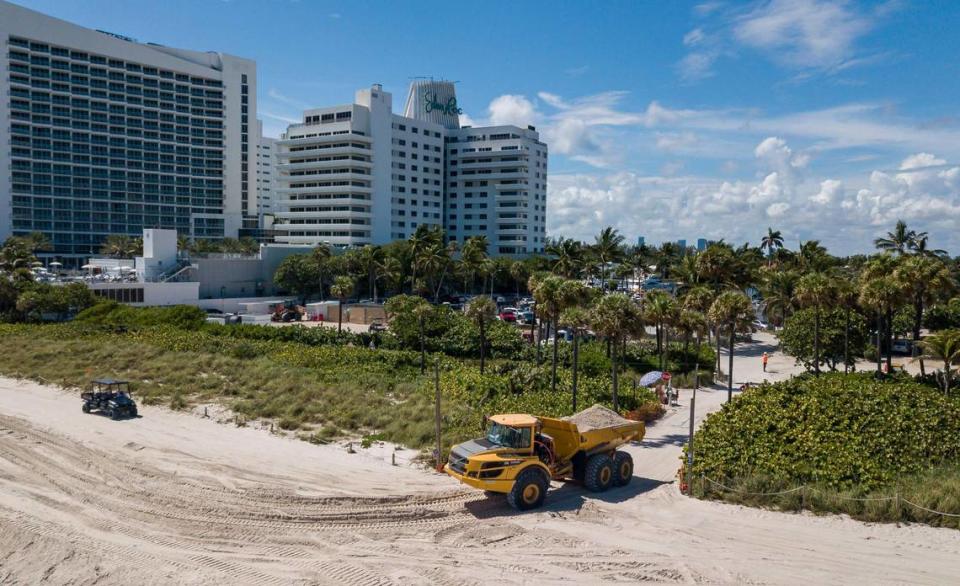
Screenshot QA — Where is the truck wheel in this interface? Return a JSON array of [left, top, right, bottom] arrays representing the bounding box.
[[584, 454, 614, 492], [613, 451, 633, 486], [507, 467, 548, 511]]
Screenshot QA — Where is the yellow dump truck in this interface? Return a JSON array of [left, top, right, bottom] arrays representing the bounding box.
[[444, 405, 645, 510]]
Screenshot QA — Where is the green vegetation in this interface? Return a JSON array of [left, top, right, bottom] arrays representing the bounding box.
[[0, 321, 660, 451], [780, 307, 869, 372], [689, 373, 960, 527]]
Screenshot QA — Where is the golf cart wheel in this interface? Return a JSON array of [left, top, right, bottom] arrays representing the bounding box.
[[82, 403, 91, 414], [584, 454, 614, 492], [507, 467, 548, 511], [130, 406, 138, 418], [613, 451, 634, 486], [109, 408, 120, 420]]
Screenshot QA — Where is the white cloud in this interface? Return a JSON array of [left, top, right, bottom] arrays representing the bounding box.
[[547, 139, 960, 255], [487, 94, 538, 127], [655, 132, 699, 152], [734, 0, 872, 68], [810, 178, 843, 204], [683, 28, 706, 46], [678, 0, 897, 81]]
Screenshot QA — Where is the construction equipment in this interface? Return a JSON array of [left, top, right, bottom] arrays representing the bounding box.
[[444, 405, 644, 510]]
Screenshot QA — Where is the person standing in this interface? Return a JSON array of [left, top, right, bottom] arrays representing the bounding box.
[[762, 352, 769, 372]]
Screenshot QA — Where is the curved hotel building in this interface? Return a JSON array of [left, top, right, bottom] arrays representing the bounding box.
[[273, 81, 547, 255]]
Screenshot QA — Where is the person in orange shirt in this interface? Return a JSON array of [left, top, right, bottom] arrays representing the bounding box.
[[762, 352, 769, 372]]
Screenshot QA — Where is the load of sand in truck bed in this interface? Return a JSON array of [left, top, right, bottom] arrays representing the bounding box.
[[564, 404, 634, 432]]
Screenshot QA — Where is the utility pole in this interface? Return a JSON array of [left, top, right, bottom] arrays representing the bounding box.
[[434, 359, 442, 471], [688, 352, 699, 494]]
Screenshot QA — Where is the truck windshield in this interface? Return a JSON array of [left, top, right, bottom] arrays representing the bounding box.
[[486, 422, 531, 449]]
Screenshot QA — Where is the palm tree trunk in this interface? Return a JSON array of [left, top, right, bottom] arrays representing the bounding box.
[[885, 306, 893, 373], [844, 306, 850, 374], [611, 340, 619, 412], [727, 326, 735, 402], [337, 302, 343, 334], [875, 311, 883, 374], [914, 296, 925, 376], [551, 316, 559, 393], [944, 359, 951, 396], [572, 332, 580, 411], [419, 314, 426, 375], [813, 306, 821, 376], [716, 327, 722, 380]]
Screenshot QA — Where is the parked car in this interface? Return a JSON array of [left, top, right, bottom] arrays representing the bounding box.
[[517, 310, 536, 325], [892, 339, 913, 354], [498, 309, 518, 322], [368, 318, 388, 333], [752, 319, 769, 331]]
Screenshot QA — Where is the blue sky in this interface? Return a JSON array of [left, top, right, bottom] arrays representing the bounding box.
[[12, 0, 960, 254]]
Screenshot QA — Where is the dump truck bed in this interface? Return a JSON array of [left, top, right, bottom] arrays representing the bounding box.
[[538, 405, 644, 462]]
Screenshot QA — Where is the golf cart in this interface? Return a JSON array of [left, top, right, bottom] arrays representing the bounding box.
[[82, 379, 138, 420]]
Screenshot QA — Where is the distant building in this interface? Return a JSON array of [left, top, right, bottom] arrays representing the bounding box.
[[637, 236, 645, 247], [0, 0, 257, 265], [272, 81, 547, 255], [697, 238, 707, 251], [677, 239, 686, 251]]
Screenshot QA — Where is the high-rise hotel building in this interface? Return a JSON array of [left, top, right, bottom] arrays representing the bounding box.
[[0, 1, 256, 264], [273, 81, 547, 255]]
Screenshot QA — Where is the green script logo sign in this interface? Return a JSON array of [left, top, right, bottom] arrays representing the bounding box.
[[424, 91, 462, 116]]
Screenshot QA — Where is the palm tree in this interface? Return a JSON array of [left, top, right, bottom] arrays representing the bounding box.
[[761, 269, 799, 328], [895, 256, 956, 375], [859, 256, 903, 374], [330, 275, 354, 334], [561, 306, 592, 411], [675, 308, 707, 373], [918, 330, 960, 395], [760, 228, 784, 262], [100, 234, 139, 258], [644, 290, 677, 370], [465, 296, 497, 374], [509, 260, 529, 299], [0, 237, 36, 274], [408, 225, 441, 295], [795, 272, 836, 375], [311, 243, 333, 299], [593, 227, 625, 287], [875, 219, 918, 255], [708, 290, 754, 401], [357, 245, 384, 302], [590, 293, 642, 411], [546, 238, 583, 279], [410, 298, 433, 374], [910, 234, 947, 258], [24, 231, 53, 254], [834, 275, 859, 373], [460, 236, 489, 293]]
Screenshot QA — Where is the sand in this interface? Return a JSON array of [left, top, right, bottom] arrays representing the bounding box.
[[1, 332, 958, 584], [565, 404, 632, 431]]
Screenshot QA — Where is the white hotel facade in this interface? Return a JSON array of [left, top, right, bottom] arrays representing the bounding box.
[[273, 81, 547, 255], [0, 1, 258, 264]]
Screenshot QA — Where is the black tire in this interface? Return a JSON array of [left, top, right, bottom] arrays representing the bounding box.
[[507, 467, 548, 511], [130, 406, 138, 418], [109, 408, 120, 420], [82, 403, 91, 414], [613, 451, 633, 487], [584, 454, 614, 492]]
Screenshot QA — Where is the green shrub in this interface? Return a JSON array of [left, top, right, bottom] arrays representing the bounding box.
[[691, 373, 960, 492]]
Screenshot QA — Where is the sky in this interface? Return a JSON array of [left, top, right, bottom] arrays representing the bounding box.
[[11, 0, 960, 255]]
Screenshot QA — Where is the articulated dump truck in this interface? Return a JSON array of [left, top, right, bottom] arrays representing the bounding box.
[[444, 405, 645, 510]]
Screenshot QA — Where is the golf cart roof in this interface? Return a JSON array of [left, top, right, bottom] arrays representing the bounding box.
[[91, 378, 128, 386]]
